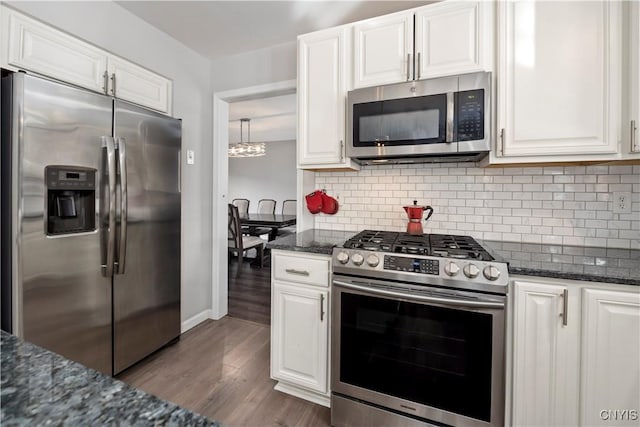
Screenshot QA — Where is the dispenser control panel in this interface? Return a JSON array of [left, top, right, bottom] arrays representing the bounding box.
[[46, 168, 95, 190]]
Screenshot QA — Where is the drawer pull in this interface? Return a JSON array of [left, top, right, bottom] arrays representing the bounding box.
[[285, 268, 310, 276]]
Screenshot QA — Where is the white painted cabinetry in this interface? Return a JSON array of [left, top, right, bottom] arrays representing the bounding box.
[[1, 5, 172, 114], [580, 289, 640, 426], [624, 0, 640, 158], [353, 11, 413, 88], [297, 26, 358, 170], [353, 1, 492, 89], [270, 250, 331, 407], [493, 1, 622, 162], [510, 278, 640, 426]]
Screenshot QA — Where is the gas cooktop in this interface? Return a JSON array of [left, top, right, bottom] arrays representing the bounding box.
[[335, 230, 509, 294], [343, 230, 495, 260]]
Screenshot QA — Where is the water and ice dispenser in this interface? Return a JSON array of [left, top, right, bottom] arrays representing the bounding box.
[[45, 166, 96, 235]]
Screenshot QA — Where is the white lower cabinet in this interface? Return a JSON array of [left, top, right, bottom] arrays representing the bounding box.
[[511, 278, 640, 426], [270, 250, 331, 407]]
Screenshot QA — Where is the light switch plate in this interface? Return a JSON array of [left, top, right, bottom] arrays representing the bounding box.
[[186, 150, 195, 165]]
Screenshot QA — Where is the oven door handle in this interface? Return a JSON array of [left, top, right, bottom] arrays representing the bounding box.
[[333, 280, 505, 309]]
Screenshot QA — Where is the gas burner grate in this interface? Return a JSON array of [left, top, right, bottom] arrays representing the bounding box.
[[343, 230, 494, 261]]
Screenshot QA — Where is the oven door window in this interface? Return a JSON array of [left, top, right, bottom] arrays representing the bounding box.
[[340, 292, 493, 422], [353, 94, 447, 147]]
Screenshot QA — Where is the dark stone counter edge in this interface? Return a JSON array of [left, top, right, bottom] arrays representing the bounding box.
[[510, 267, 640, 286], [0, 331, 219, 426], [267, 242, 335, 255]]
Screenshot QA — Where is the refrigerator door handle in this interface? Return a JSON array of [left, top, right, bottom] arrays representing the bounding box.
[[116, 137, 128, 274], [101, 136, 117, 277]]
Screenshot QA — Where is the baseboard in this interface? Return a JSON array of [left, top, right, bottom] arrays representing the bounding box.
[[274, 381, 331, 408], [181, 309, 212, 333]]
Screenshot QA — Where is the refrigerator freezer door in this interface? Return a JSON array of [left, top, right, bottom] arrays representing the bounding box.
[[113, 100, 181, 374], [14, 74, 114, 374]]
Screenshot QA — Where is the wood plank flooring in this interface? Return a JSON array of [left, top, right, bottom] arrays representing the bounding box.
[[119, 258, 330, 426], [227, 256, 271, 325]]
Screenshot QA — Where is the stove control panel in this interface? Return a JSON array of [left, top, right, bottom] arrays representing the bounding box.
[[383, 256, 439, 275]]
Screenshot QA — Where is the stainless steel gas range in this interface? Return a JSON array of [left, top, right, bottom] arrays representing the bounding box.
[[331, 230, 509, 427]]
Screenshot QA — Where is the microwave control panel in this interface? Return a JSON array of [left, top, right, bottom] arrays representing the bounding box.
[[456, 89, 484, 141]]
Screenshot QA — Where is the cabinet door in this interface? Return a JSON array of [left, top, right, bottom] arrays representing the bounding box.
[[497, 1, 621, 159], [5, 9, 107, 93], [107, 56, 171, 114], [581, 289, 640, 426], [298, 27, 350, 167], [625, 0, 640, 157], [415, 2, 492, 80], [511, 281, 579, 426], [353, 12, 413, 88], [271, 282, 328, 393]]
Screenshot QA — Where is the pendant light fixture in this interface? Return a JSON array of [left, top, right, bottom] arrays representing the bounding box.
[[228, 118, 266, 158]]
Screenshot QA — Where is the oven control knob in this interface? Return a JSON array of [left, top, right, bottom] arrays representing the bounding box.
[[444, 262, 460, 276], [483, 265, 501, 281], [351, 253, 364, 266], [336, 252, 350, 264], [463, 263, 480, 278], [366, 254, 380, 267]]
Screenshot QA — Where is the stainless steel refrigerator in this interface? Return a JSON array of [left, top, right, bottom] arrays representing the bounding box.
[[1, 72, 181, 375]]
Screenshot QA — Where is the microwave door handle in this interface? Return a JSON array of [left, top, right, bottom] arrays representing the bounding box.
[[446, 92, 455, 143]]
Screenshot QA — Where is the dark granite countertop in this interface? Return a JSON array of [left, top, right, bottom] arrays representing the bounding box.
[[0, 331, 218, 426], [483, 240, 640, 286], [267, 229, 357, 255]]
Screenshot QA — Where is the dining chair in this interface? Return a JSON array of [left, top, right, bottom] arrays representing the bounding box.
[[257, 199, 276, 214], [228, 204, 264, 268], [250, 199, 277, 237], [232, 198, 250, 218], [277, 199, 297, 238]]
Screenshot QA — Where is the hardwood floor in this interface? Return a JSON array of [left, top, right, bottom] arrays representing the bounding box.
[[227, 255, 272, 325], [119, 257, 330, 426], [118, 317, 331, 426]]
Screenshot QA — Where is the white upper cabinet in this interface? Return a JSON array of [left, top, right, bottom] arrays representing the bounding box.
[[353, 11, 414, 88], [297, 26, 359, 170], [494, 1, 621, 162], [107, 56, 171, 114], [623, 0, 640, 158], [353, 1, 493, 89], [3, 9, 107, 94], [415, 1, 492, 80], [1, 5, 173, 115]]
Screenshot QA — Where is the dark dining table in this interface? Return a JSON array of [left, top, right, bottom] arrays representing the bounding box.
[[240, 213, 296, 241]]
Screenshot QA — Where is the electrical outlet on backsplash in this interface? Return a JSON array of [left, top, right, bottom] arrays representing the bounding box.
[[314, 163, 640, 249]]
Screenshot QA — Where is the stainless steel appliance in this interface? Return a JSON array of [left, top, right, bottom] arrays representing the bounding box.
[[331, 230, 508, 427], [1, 72, 181, 375], [347, 72, 491, 164]]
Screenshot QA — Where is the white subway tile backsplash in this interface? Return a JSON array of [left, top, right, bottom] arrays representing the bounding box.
[[316, 164, 640, 249]]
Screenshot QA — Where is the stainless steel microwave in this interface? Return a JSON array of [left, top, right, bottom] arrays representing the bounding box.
[[346, 72, 491, 164]]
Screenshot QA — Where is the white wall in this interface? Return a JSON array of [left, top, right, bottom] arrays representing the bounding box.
[[210, 41, 296, 92], [228, 141, 297, 211], [315, 164, 640, 249], [6, 1, 214, 323]]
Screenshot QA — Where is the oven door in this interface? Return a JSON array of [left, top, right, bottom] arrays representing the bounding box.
[[331, 276, 505, 427]]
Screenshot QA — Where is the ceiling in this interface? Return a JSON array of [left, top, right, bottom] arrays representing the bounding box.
[[117, 1, 431, 60], [229, 93, 296, 143]]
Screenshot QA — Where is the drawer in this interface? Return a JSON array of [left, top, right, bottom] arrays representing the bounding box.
[[273, 252, 330, 287]]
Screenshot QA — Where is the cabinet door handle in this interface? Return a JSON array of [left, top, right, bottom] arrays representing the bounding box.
[[499, 128, 505, 157], [320, 294, 325, 321], [340, 140, 344, 163], [102, 71, 109, 95], [416, 52, 421, 80], [285, 268, 309, 276], [632, 120, 638, 153], [110, 73, 116, 96], [406, 53, 412, 81], [561, 289, 568, 326]]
